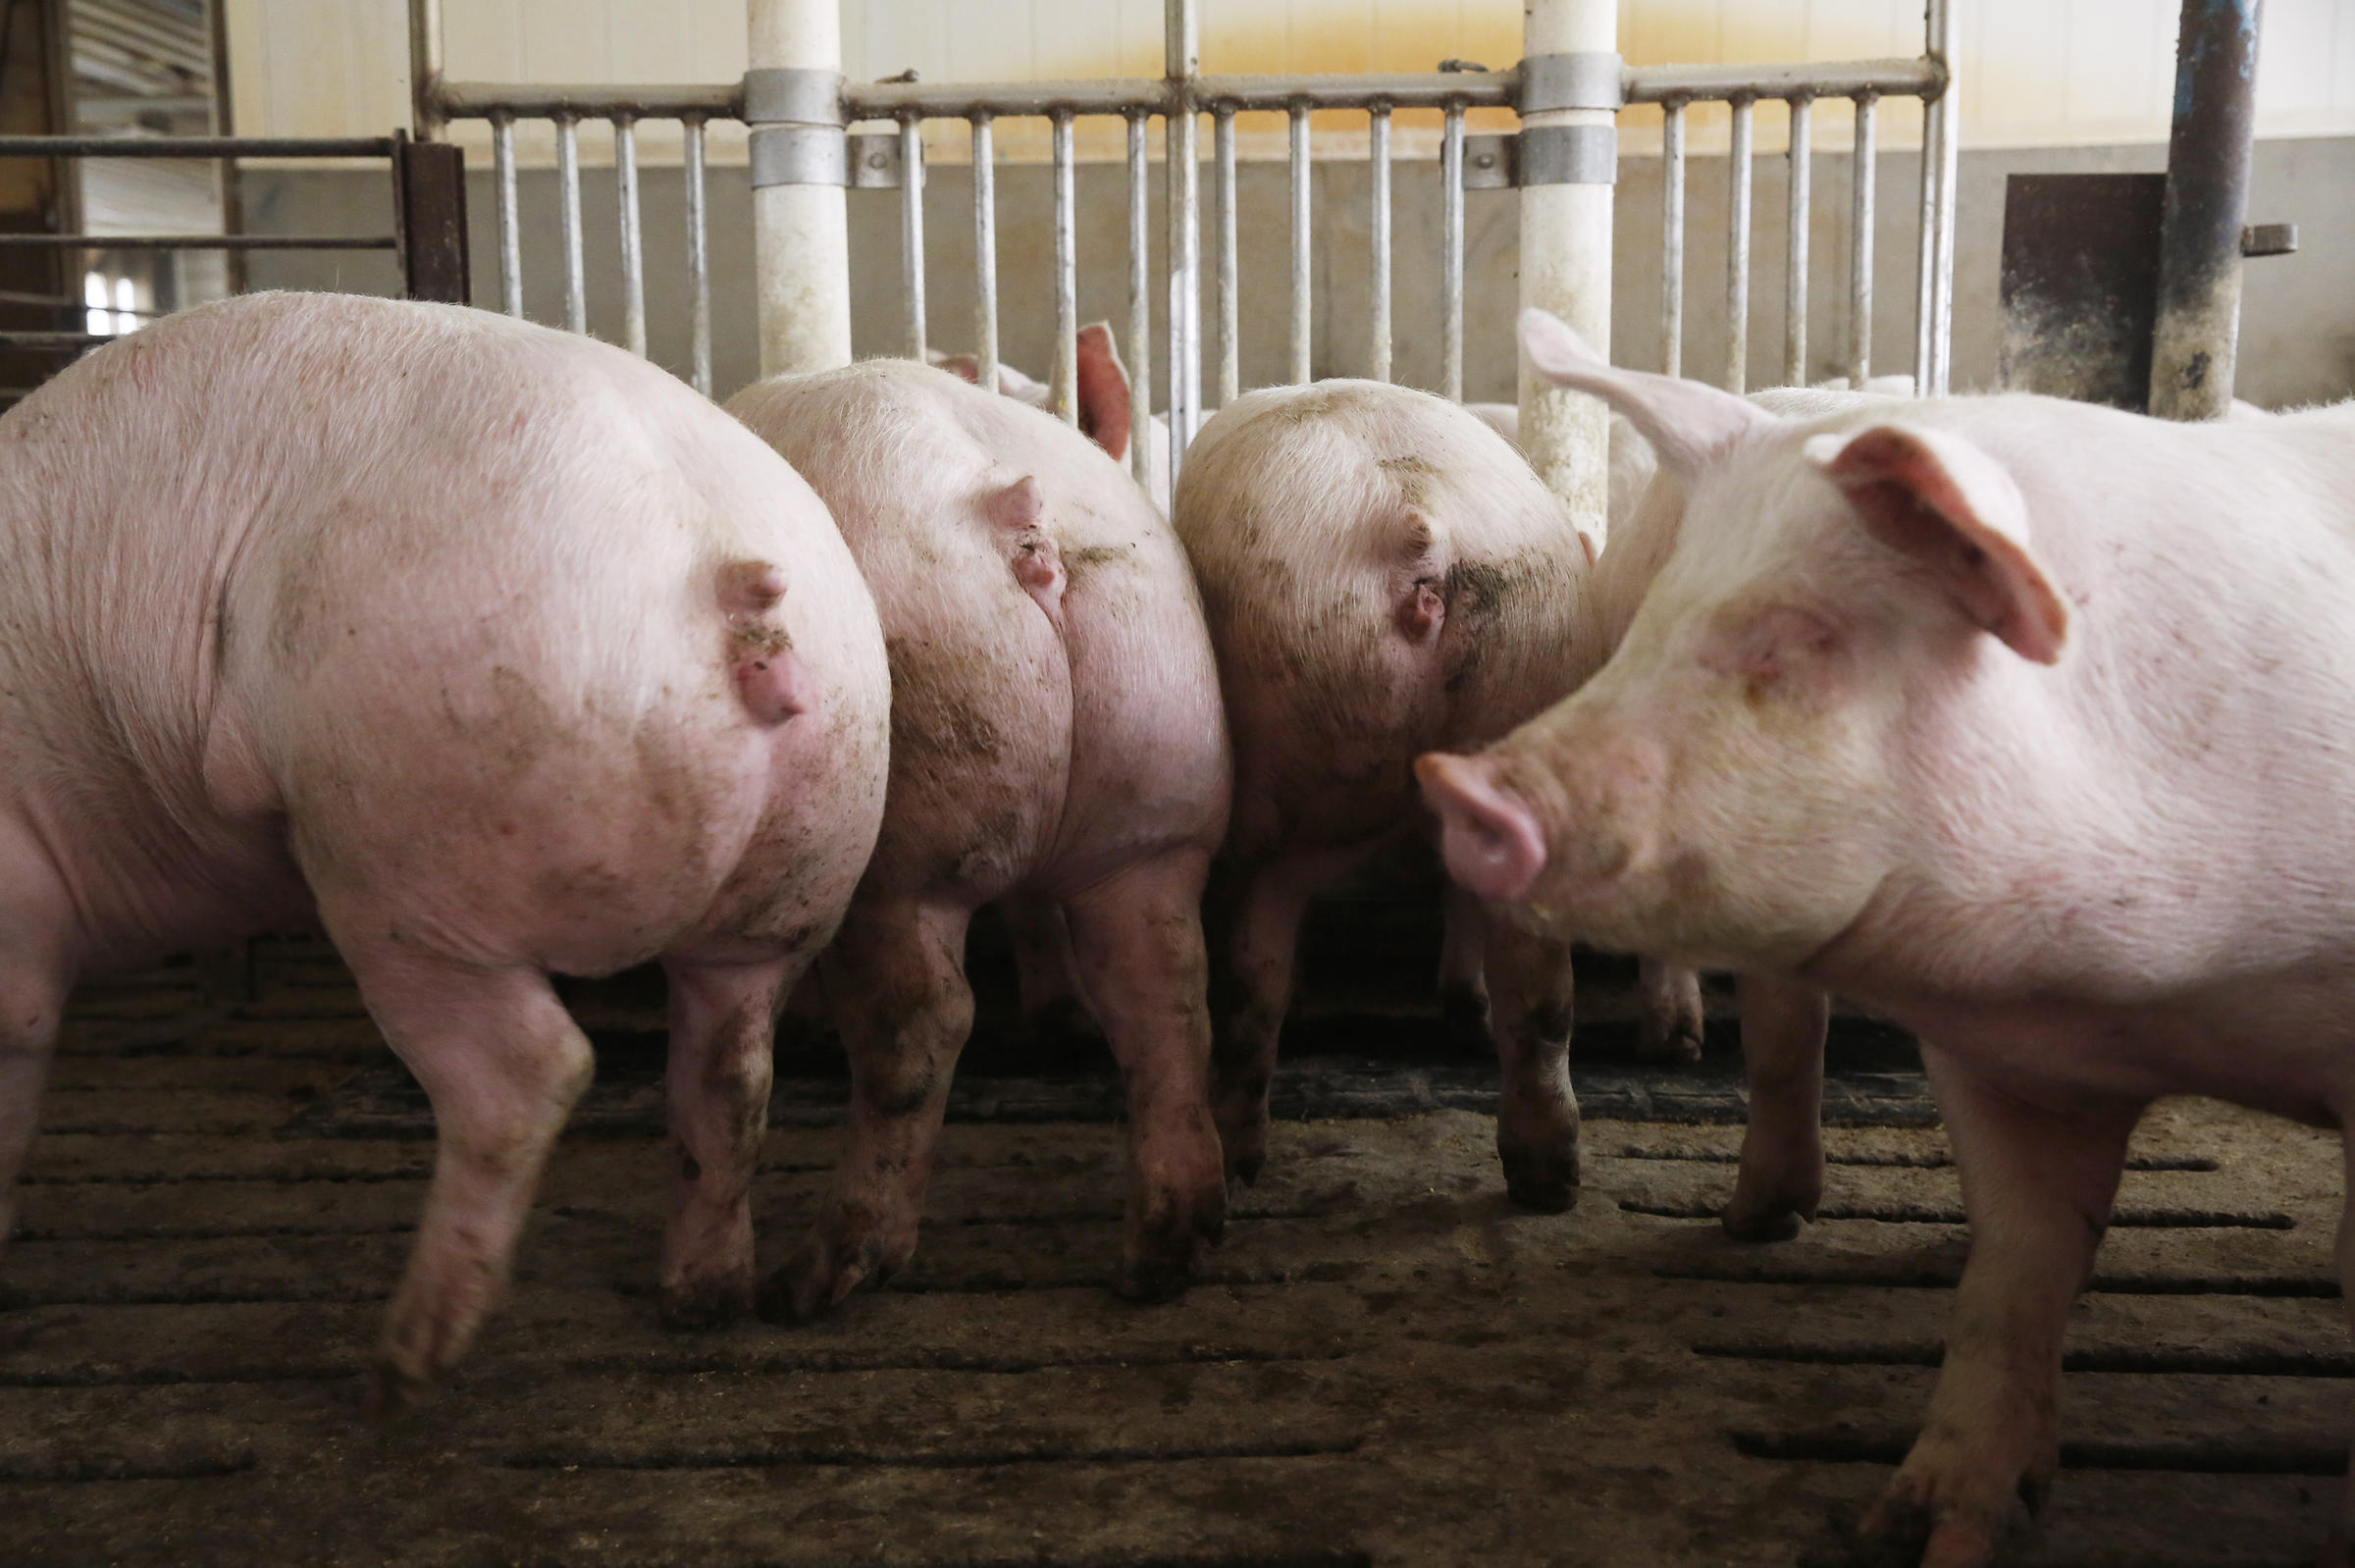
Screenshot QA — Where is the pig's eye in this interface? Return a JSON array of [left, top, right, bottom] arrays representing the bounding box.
[[1699, 605, 1840, 689]]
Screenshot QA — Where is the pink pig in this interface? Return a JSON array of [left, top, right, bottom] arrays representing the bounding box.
[[1422, 308, 2355, 1564], [0, 292, 891, 1410], [725, 360, 1230, 1314]]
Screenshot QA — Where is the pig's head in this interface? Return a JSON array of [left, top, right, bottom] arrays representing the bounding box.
[[1417, 310, 2070, 971]]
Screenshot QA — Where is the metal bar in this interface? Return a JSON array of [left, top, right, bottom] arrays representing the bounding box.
[[1125, 112, 1152, 485], [972, 113, 999, 393], [394, 137, 470, 303], [1215, 105, 1238, 408], [1783, 94, 1811, 386], [900, 114, 926, 360], [1168, 0, 1201, 460], [614, 116, 647, 355], [842, 72, 1513, 120], [0, 134, 397, 157], [408, 0, 445, 138], [0, 331, 111, 346], [1928, 0, 1961, 394], [1288, 103, 1311, 385], [0, 233, 396, 249], [685, 116, 712, 395], [1440, 102, 1465, 401], [1369, 104, 1392, 384], [493, 112, 522, 317], [1626, 57, 1938, 104], [1052, 110, 1077, 426], [1661, 98, 1685, 377], [433, 81, 744, 121], [1911, 115, 1937, 391], [1726, 95, 1753, 392], [1847, 92, 1875, 386], [2149, 0, 2261, 419], [554, 117, 586, 335]]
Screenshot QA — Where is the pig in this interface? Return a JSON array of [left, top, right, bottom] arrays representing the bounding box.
[[933, 322, 1173, 518], [0, 291, 891, 1413], [724, 359, 1230, 1316], [1420, 307, 2355, 1564]]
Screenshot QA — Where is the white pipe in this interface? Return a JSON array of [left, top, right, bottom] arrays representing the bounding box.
[[750, 0, 850, 376], [1517, 0, 1615, 548]]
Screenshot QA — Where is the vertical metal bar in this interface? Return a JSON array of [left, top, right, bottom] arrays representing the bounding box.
[[971, 113, 999, 393], [1215, 104, 1238, 408], [407, 0, 445, 139], [2150, 0, 2262, 419], [1440, 102, 1465, 401], [1782, 95, 1811, 386], [1846, 92, 1875, 387], [614, 115, 647, 356], [1288, 103, 1311, 385], [1052, 110, 1077, 426], [900, 114, 926, 360], [1168, 0, 1201, 459], [492, 110, 522, 318], [685, 115, 712, 396], [1126, 111, 1152, 484], [1725, 95, 1753, 392], [748, 0, 851, 376], [555, 113, 585, 335], [1928, 0, 1961, 394], [1368, 103, 1392, 384], [1660, 98, 1686, 377]]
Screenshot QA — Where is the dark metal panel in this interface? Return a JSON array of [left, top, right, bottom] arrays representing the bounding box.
[[1999, 172, 2167, 412], [394, 137, 468, 305]]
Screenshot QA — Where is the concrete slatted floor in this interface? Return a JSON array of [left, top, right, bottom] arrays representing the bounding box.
[[2, 935, 2346, 1566]]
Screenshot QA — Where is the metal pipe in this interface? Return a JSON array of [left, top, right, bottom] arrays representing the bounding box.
[[555, 114, 585, 335], [1626, 57, 1937, 104], [900, 114, 926, 360], [1126, 111, 1152, 485], [2150, 0, 2261, 419], [492, 112, 522, 318], [1440, 102, 1465, 401], [433, 81, 742, 120], [1288, 103, 1311, 385], [1167, 0, 1201, 460], [1784, 94, 1811, 386], [971, 113, 999, 393], [614, 116, 647, 356], [1215, 105, 1238, 408], [407, 0, 445, 139], [749, 0, 852, 377], [1369, 103, 1392, 384], [1726, 94, 1753, 392], [1661, 97, 1686, 377], [0, 134, 396, 157], [685, 115, 712, 395], [1847, 92, 1875, 386], [1928, 0, 1961, 393], [0, 233, 395, 249], [1052, 110, 1077, 426]]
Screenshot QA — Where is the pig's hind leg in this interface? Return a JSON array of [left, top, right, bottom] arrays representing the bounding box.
[[656, 956, 792, 1330], [1479, 909, 1581, 1211], [1637, 957, 1706, 1065], [1065, 849, 1227, 1301], [1001, 893, 1104, 1054], [1719, 975, 1828, 1241], [762, 896, 973, 1324], [329, 931, 595, 1418], [0, 828, 74, 1253]]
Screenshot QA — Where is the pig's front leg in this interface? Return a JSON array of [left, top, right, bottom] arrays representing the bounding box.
[[1849, 1047, 2141, 1568], [1637, 957, 1706, 1065], [1480, 907, 1581, 1211], [1000, 892, 1103, 1053], [1720, 974, 1828, 1241], [656, 957, 791, 1330], [335, 938, 596, 1419], [762, 896, 972, 1324], [1065, 849, 1228, 1301], [0, 834, 73, 1252]]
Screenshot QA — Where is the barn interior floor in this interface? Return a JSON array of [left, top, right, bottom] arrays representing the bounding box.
[[4, 918, 2346, 1567]]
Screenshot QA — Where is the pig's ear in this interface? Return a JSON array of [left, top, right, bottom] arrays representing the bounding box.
[[1807, 423, 2068, 664], [1519, 308, 1769, 479], [1073, 323, 1133, 463], [933, 353, 984, 385], [1416, 753, 1546, 903]]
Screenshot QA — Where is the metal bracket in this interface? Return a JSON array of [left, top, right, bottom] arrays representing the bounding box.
[[1462, 133, 1516, 188], [2241, 221, 2297, 257], [743, 67, 845, 126], [1517, 124, 1617, 185], [847, 131, 904, 188], [1517, 51, 1625, 114], [750, 125, 847, 187]]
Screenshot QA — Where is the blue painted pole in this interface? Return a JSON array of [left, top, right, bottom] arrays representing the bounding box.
[[2149, 0, 2263, 419]]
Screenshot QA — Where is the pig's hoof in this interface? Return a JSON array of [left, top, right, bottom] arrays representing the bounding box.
[[1116, 1185, 1226, 1303], [1031, 995, 1106, 1056], [1720, 1205, 1805, 1243], [757, 1229, 901, 1325], [1720, 1172, 1821, 1242], [1212, 1100, 1270, 1186], [362, 1358, 435, 1426], [1439, 983, 1491, 1054], [1639, 1012, 1706, 1067], [1497, 1133, 1581, 1214], [1840, 1468, 2038, 1568], [657, 1270, 753, 1332]]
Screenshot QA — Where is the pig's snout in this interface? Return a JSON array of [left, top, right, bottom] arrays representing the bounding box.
[[1417, 753, 1547, 902]]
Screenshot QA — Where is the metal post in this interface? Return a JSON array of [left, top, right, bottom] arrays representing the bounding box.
[[1518, 0, 1619, 545], [749, 0, 852, 376], [1784, 95, 1811, 386], [1660, 98, 1686, 377], [1847, 92, 1876, 386], [407, 0, 445, 139], [685, 116, 712, 395], [1167, 0, 1201, 462], [1928, 1, 1961, 393], [1051, 110, 1077, 426], [972, 114, 999, 392], [1126, 112, 1152, 484], [1215, 105, 1238, 408], [1369, 103, 1392, 383], [614, 116, 647, 355], [900, 114, 927, 360], [2150, 0, 2263, 420], [555, 114, 585, 334], [1288, 103, 1311, 385], [1726, 94, 1753, 392], [492, 111, 522, 318], [1440, 102, 1465, 401]]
